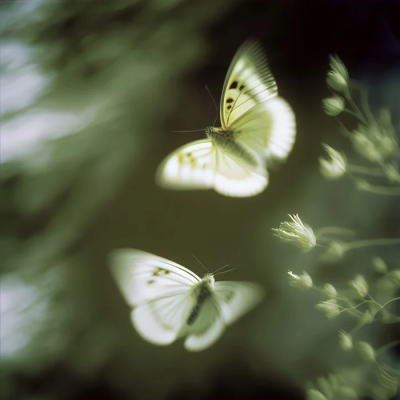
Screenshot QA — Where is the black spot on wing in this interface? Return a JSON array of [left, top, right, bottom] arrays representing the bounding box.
[[153, 268, 169, 277], [239, 84, 245, 91], [229, 81, 238, 89], [226, 98, 233, 103], [225, 291, 235, 302]]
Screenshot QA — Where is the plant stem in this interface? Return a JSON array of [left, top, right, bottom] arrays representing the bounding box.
[[347, 164, 386, 177], [343, 238, 400, 251]]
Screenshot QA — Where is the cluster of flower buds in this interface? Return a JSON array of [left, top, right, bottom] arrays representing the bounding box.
[[320, 55, 400, 195]]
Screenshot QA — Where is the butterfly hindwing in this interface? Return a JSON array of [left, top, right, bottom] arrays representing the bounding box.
[[156, 139, 216, 190], [213, 148, 268, 197], [132, 290, 195, 345], [184, 297, 225, 351]]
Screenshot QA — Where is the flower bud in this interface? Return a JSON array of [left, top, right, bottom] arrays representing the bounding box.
[[321, 241, 345, 261], [337, 386, 357, 399], [323, 283, 337, 297], [357, 341, 375, 362], [327, 55, 349, 92], [359, 310, 374, 325], [372, 257, 387, 273], [316, 299, 340, 319], [388, 269, 400, 284], [377, 367, 398, 392], [319, 144, 346, 179], [338, 330, 353, 351], [307, 389, 328, 400], [323, 95, 344, 116], [288, 270, 313, 289], [349, 274, 368, 298]]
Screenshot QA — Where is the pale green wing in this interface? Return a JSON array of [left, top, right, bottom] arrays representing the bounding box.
[[184, 297, 225, 351], [155, 139, 216, 190], [213, 147, 268, 197], [109, 248, 200, 306], [231, 98, 296, 162], [184, 280, 264, 351], [220, 40, 277, 129], [213, 281, 264, 324], [156, 138, 268, 197], [109, 249, 200, 346], [131, 291, 195, 346]]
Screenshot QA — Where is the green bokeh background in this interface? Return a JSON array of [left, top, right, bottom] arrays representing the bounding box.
[[1, 1, 399, 399]]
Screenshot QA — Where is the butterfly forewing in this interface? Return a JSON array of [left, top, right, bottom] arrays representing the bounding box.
[[221, 40, 278, 129], [213, 281, 264, 325], [109, 249, 200, 306]]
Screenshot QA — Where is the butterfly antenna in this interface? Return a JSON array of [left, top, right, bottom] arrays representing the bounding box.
[[191, 254, 209, 273], [204, 85, 219, 127], [213, 267, 237, 277], [211, 264, 230, 274], [172, 128, 205, 133]]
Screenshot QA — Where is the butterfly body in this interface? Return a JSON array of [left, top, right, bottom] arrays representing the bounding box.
[[156, 40, 296, 197], [187, 273, 214, 325], [109, 249, 264, 351], [206, 126, 260, 167]]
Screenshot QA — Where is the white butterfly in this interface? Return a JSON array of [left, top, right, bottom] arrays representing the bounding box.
[[109, 249, 264, 351], [156, 40, 296, 197]]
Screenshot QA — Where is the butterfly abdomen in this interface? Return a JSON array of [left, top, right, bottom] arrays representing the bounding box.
[[187, 282, 212, 325], [206, 127, 259, 167]]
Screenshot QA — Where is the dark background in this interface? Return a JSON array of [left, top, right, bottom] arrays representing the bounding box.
[[1, 1, 399, 399]]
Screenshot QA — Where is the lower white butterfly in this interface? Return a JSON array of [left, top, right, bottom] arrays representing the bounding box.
[[109, 249, 264, 351], [156, 40, 296, 197]]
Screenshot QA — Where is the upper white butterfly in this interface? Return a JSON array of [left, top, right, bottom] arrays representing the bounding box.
[[109, 249, 264, 351], [156, 40, 296, 197]]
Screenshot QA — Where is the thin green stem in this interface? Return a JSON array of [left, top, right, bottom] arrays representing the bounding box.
[[355, 180, 400, 195], [376, 339, 400, 357], [343, 108, 367, 124], [359, 85, 378, 127], [343, 238, 400, 251], [343, 88, 368, 125], [338, 300, 372, 314], [347, 164, 386, 177], [315, 226, 356, 238], [380, 297, 400, 309]]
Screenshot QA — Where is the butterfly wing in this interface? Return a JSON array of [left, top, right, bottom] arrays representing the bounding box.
[[156, 139, 216, 190], [156, 138, 267, 197], [220, 40, 277, 129], [184, 297, 225, 351], [213, 281, 264, 325], [213, 148, 268, 197], [232, 98, 296, 163], [184, 280, 264, 351], [109, 249, 201, 345], [221, 40, 296, 163]]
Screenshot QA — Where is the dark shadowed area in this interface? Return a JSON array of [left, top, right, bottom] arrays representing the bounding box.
[[1, 1, 399, 400]]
